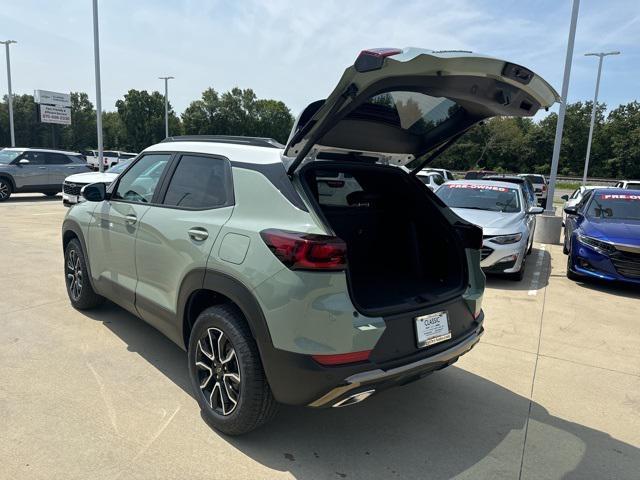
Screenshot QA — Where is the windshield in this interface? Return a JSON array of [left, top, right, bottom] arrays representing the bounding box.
[[0, 150, 22, 164], [587, 193, 640, 221], [436, 183, 521, 213], [108, 161, 132, 174]]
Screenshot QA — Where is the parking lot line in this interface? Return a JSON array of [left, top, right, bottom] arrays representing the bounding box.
[[528, 244, 547, 296]]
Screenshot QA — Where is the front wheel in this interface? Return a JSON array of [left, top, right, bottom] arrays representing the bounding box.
[[188, 305, 278, 435], [0, 178, 12, 201], [64, 238, 105, 309], [566, 250, 581, 281]]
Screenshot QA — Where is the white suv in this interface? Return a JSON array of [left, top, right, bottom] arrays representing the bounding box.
[[84, 150, 138, 170]]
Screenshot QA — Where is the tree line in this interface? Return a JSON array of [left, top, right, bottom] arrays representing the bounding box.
[[0, 89, 638, 179], [0, 87, 294, 153]]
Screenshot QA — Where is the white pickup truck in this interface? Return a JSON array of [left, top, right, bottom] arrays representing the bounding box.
[[83, 150, 137, 170]]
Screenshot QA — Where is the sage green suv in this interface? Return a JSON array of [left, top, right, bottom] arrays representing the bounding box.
[[62, 48, 558, 434]]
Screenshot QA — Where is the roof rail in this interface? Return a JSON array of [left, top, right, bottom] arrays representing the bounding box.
[[160, 135, 284, 149]]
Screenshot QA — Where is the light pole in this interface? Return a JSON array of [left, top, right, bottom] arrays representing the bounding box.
[[0, 40, 17, 147], [582, 51, 620, 185], [92, 0, 105, 172], [159, 76, 174, 138]]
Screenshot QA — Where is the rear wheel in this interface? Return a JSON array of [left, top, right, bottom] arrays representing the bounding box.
[[64, 238, 105, 309], [188, 305, 278, 435], [0, 178, 12, 201]]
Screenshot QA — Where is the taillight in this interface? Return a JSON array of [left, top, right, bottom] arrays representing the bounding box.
[[312, 350, 371, 366], [260, 229, 347, 271], [542, 185, 547, 192], [355, 48, 403, 72]]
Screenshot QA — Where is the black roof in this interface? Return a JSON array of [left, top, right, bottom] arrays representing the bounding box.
[[160, 135, 284, 149]]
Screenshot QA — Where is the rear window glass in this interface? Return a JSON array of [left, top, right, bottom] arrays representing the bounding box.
[[313, 170, 364, 207], [436, 183, 521, 213], [625, 182, 640, 190], [523, 175, 545, 184], [353, 91, 461, 136]]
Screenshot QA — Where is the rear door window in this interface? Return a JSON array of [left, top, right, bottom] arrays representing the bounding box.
[[45, 153, 72, 165], [162, 155, 233, 209]]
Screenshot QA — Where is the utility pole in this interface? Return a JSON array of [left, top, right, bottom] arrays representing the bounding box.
[[582, 51, 620, 185], [0, 40, 17, 147], [159, 76, 174, 138], [92, 0, 104, 172]]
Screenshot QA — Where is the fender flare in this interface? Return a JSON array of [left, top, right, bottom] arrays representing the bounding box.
[[62, 218, 98, 292], [0, 173, 16, 190], [178, 269, 273, 353]]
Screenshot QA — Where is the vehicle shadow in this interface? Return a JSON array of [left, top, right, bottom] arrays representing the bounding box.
[[572, 277, 640, 300], [81, 301, 639, 479], [485, 247, 551, 292], [3, 194, 61, 203]]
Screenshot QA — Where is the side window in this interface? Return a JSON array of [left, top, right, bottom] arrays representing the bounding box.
[[113, 154, 171, 203], [45, 153, 71, 165], [434, 174, 445, 186], [162, 155, 233, 209], [21, 151, 45, 165], [570, 188, 580, 199], [577, 191, 593, 212]]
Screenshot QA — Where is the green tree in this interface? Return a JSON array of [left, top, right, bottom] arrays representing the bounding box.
[[61, 92, 97, 150], [103, 111, 126, 150]]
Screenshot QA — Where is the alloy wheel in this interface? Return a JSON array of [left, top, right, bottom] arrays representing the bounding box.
[[0, 181, 9, 200], [195, 328, 241, 416], [66, 249, 83, 301]]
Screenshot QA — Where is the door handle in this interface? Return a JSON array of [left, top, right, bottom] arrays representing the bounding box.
[[125, 214, 137, 225], [188, 227, 209, 241], [38, 166, 47, 169]]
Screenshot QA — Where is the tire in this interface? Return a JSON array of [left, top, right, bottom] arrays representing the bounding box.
[[64, 238, 105, 310], [44, 192, 59, 197], [562, 232, 570, 255], [506, 251, 526, 281], [0, 177, 12, 201], [527, 237, 533, 255], [188, 304, 278, 435]]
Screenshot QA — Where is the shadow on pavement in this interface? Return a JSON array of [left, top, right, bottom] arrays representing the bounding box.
[[3, 193, 61, 203], [572, 277, 640, 300], [83, 301, 639, 480], [485, 247, 551, 292]]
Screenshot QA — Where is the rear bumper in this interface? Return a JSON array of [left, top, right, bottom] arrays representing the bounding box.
[[261, 312, 484, 407]]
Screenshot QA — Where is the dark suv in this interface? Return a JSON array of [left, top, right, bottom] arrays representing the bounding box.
[[0, 148, 90, 200]]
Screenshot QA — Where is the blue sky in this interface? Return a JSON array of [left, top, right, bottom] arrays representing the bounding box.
[[0, 0, 638, 118]]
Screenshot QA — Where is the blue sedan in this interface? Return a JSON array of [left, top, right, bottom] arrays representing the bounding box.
[[564, 188, 640, 285]]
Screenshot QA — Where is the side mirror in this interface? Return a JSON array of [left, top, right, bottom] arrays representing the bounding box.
[[563, 205, 579, 216], [82, 182, 107, 202], [18, 158, 30, 165], [528, 206, 544, 214], [561, 194, 569, 201]]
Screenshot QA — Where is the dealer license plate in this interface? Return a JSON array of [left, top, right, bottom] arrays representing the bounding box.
[[415, 311, 451, 348]]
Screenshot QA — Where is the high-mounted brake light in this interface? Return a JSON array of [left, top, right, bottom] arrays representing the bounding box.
[[260, 229, 347, 271], [354, 48, 403, 73], [312, 350, 372, 366]]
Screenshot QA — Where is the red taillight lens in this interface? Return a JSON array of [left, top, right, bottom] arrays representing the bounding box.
[[312, 350, 371, 366], [355, 48, 403, 72], [260, 229, 347, 271]]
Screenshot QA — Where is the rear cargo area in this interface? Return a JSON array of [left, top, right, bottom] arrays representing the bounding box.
[[300, 162, 466, 315]]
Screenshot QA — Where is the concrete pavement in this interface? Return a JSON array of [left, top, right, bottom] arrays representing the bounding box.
[[0, 194, 638, 479]]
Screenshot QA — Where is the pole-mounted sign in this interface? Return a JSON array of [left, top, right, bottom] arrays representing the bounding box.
[[34, 89, 72, 125]]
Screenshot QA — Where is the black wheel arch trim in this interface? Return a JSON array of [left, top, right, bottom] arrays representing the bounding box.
[[61, 219, 98, 293], [0, 173, 16, 190]]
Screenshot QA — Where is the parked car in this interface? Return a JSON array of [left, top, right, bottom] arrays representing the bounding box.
[[484, 175, 536, 207], [563, 188, 640, 284], [61, 48, 557, 434], [0, 148, 90, 201], [614, 180, 640, 190], [84, 150, 138, 170], [416, 170, 446, 190], [560, 185, 614, 225], [62, 159, 133, 206], [518, 174, 547, 207], [436, 180, 543, 280], [424, 168, 455, 181], [464, 170, 496, 180]]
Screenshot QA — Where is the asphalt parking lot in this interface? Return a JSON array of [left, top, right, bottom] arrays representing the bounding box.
[[1, 194, 639, 480]]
